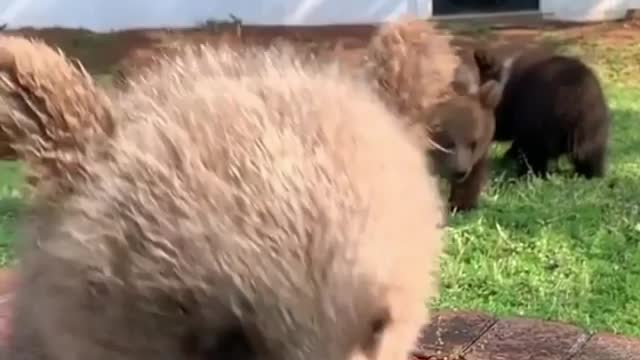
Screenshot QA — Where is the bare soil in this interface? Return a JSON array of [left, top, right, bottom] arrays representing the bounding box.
[[5, 18, 640, 79]]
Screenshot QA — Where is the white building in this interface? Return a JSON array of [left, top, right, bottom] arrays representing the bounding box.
[[0, 0, 638, 32]]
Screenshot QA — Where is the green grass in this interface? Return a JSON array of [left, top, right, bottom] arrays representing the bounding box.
[[0, 161, 25, 267], [434, 43, 640, 336], [0, 38, 638, 337], [559, 40, 640, 87]]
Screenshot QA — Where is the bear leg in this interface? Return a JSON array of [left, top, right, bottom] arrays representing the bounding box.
[[449, 154, 489, 212], [515, 139, 551, 178], [572, 144, 607, 178]]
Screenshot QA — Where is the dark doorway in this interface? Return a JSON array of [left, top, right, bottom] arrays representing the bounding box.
[[433, 0, 540, 16]]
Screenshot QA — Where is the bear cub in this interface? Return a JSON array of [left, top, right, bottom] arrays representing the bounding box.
[[0, 37, 447, 360], [428, 67, 502, 211], [474, 48, 611, 178], [364, 19, 502, 212]]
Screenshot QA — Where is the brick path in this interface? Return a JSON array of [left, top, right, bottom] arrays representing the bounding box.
[[413, 311, 640, 360], [0, 269, 637, 359]]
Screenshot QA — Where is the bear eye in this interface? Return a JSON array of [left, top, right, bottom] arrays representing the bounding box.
[[208, 328, 255, 360], [469, 141, 477, 151], [183, 327, 256, 360], [362, 310, 391, 353]]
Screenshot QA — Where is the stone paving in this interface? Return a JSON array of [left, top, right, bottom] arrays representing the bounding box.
[[413, 311, 640, 359]]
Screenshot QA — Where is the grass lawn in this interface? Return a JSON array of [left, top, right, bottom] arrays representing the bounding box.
[[0, 36, 638, 337]]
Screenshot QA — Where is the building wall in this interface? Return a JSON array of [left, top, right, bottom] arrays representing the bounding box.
[[0, 0, 637, 31], [625, 0, 640, 10], [0, 0, 430, 31], [542, 0, 635, 21]]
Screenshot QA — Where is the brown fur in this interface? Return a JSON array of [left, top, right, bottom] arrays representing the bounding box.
[[365, 19, 501, 211], [6, 42, 446, 360], [0, 35, 115, 201], [473, 47, 610, 178], [428, 76, 501, 211]]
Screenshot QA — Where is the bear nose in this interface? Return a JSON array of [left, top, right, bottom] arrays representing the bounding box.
[[453, 170, 468, 181]]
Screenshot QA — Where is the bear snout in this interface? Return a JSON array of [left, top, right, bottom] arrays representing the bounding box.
[[452, 168, 470, 182]]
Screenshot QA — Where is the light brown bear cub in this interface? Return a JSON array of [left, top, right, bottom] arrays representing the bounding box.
[[366, 19, 501, 211], [429, 71, 501, 212], [0, 37, 447, 360]]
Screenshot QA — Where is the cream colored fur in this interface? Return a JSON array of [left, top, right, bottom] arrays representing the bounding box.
[[0, 35, 115, 201], [4, 40, 446, 360], [365, 18, 461, 149]]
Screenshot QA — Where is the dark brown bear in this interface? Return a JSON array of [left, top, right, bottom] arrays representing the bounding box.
[[365, 20, 502, 211], [474, 48, 611, 178]]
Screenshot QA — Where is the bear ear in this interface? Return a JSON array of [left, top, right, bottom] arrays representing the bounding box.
[[451, 64, 478, 96], [0, 36, 115, 200], [477, 79, 502, 110]]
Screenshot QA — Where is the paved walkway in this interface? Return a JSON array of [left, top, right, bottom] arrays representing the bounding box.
[[413, 311, 639, 360], [0, 269, 636, 359]]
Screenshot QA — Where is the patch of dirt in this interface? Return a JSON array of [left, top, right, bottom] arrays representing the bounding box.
[[4, 18, 640, 81]]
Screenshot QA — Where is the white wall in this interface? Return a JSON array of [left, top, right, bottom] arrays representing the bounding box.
[[541, 0, 635, 21], [0, 0, 429, 31], [0, 0, 638, 31], [626, 0, 640, 11]]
